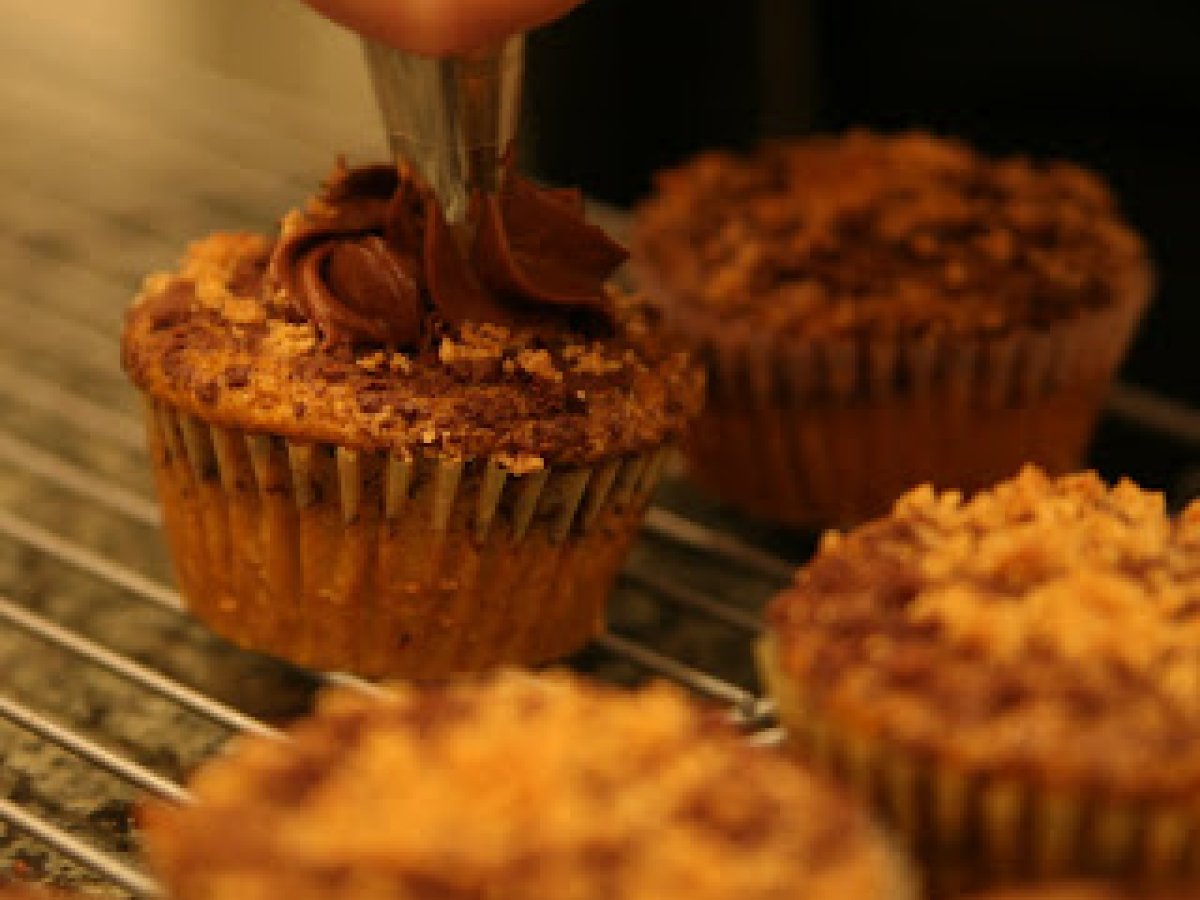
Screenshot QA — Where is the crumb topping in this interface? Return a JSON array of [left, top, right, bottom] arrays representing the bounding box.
[[767, 466, 1200, 796], [898, 471, 1200, 676], [122, 231, 701, 466], [634, 131, 1151, 338], [143, 673, 902, 900]]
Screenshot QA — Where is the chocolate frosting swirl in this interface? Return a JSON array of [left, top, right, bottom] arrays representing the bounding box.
[[267, 162, 627, 349]]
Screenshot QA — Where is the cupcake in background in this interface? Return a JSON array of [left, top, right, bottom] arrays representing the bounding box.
[[122, 162, 702, 678], [633, 131, 1152, 528], [142, 671, 915, 900], [759, 466, 1200, 896]]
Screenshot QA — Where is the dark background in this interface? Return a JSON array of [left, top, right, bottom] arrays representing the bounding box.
[[523, 0, 1200, 407]]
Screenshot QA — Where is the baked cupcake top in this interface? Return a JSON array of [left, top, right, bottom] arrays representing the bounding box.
[[143, 672, 908, 900], [122, 162, 701, 468], [633, 131, 1151, 338], [764, 466, 1200, 799]]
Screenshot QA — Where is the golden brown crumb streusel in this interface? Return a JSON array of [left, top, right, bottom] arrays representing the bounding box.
[[143, 672, 911, 900], [766, 465, 1200, 796], [634, 130, 1150, 338]]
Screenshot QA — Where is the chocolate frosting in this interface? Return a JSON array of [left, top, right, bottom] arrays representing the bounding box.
[[268, 162, 627, 349]]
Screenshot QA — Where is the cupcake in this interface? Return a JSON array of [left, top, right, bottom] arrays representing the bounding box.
[[632, 131, 1152, 527], [141, 671, 914, 900], [121, 162, 701, 678], [759, 466, 1200, 895]]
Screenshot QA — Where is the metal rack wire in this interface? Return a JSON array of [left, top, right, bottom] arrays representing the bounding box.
[[0, 364, 786, 896]]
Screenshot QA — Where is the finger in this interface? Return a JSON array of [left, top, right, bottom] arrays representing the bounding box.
[[302, 0, 585, 55]]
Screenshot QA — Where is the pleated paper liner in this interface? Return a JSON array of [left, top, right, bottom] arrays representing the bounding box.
[[639, 262, 1148, 529], [142, 394, 670, 679], [758, 635, 1200, 898]]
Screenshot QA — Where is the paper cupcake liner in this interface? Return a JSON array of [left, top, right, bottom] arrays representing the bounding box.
[[758, 635, 1199, 898], [143, 394, 669, 679], [644, 263, 1148, 528]]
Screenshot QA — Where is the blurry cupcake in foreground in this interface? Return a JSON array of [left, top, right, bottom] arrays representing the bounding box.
[[759, 466, 1200, 895], [633, 131, 1152, 527], [122, 162, 701, 678], [142, 671, 914, 900]]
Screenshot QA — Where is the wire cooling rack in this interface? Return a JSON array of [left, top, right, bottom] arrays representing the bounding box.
[[0, 199, 792, 894], [0, 475, 787, 897], [3, 4, 1200, 896]]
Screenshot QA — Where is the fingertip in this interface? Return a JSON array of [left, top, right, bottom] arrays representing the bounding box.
[[302, 0, 586, 56]]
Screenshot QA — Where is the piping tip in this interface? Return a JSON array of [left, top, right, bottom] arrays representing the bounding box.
[[362, 35, 525, 226]]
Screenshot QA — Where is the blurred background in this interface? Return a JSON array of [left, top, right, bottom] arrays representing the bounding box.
[[524, 0, 1200, 410]]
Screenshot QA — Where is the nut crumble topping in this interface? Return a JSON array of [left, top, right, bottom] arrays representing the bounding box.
[[143, 673, 903, 900], [634, 131, 1151, 339], [897, 470, 1200, 677], [767, 466, 1200, 796], [122, 231, 701, 464]]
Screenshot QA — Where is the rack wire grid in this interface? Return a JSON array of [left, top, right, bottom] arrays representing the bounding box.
[[3, 3, 1200, 897]]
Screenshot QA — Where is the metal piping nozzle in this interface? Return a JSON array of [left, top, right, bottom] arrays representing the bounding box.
[[362, 35, 525, 227]]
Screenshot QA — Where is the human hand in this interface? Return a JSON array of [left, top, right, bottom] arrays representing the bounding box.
[[301, 0, 586, 55]]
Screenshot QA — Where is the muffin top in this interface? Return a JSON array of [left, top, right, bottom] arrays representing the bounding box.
[[765, 466, 1200, 800], [122, 162, 701, 467], [143, 672, 906, 900], [633, 131, 1151, 338]]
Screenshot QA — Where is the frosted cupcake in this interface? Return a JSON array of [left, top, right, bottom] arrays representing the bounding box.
[[633, 131, 1152, 527], [122, 162, 701, 678]]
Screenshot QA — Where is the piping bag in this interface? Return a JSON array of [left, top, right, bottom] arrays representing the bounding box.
[[358, 35, 625, 325], [361, 36, 525, 231]]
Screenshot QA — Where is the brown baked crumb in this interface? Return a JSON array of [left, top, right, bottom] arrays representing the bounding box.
[[142, 672, 906, 900], [515, 348, 563, 383], [634, 131, 1151, 339], [355, 351, 387, 372]]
